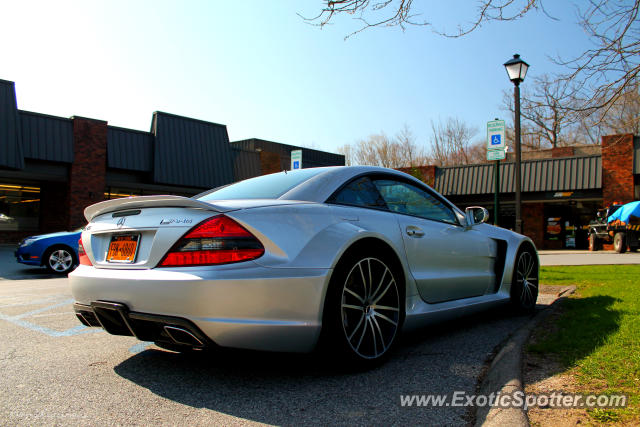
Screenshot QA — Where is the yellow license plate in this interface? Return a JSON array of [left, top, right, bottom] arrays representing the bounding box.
[[107, 235, 139, 263]]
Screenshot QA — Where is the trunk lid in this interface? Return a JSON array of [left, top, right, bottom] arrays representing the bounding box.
[[84, 195, 230, 222], [82, 196, 314, 269], [83, 206, 215, 269]]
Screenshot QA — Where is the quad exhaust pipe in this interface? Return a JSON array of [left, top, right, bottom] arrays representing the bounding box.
[[73, 302, 211, 349], [163, 326, 204, 347]]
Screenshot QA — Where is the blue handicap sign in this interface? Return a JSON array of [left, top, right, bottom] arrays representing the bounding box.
[[293, 161, 300, 169], [491, 134, 501, 145]]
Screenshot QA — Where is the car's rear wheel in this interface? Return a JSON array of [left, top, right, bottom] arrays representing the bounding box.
[[44, 246, 76, 274], [322, 250, 404, 368], [510, 246, 538, 314], [614, 232, 627, 253]]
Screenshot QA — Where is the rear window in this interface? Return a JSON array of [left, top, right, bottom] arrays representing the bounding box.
[[196, 168, 327, 201]]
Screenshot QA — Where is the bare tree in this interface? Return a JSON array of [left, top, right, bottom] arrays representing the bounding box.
[[466, 140, 488, 164], [337, 143, 355, 166], [428, 117, 478, 166], [503, 121, 553, 151], [338, 124, 428, 167], [302, 0, 538, 39], [585, 82, 640, 136], [502, 75, 640, 148], [394, 123, 428, 167], [305, 0, 640, 116], [556, 0, 640, 115], [369, 133, 398, 167], [502, 74, 582, 148], [339, 133, 397, 167], [604, 84, 640, 135]]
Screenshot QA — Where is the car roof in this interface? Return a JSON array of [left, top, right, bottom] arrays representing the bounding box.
[[279, 165, 431, 203]]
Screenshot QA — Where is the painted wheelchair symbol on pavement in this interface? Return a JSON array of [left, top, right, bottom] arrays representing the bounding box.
[[0, 296, 100, 337], [0, 295, 157, 353]]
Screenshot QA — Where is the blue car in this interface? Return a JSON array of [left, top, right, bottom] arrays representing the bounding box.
[[15, 229, 82, 274]]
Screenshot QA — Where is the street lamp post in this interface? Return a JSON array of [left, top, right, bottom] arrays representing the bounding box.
[[503, 54, 529, 234]]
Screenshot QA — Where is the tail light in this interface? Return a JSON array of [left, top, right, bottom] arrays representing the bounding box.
[[78, 238, 92, 266], [158, 215, 264, 267]]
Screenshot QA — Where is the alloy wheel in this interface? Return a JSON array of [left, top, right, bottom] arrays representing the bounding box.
[[48, 249, 73, 273], [515, 250, 538, 309], [340, 257, 400, 359]]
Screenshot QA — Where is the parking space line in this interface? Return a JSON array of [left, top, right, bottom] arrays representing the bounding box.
[[12, 299, 75, 319], [0, 297, 103, 337], [0, 312, 101, 337], [129, 342, 153, 354]]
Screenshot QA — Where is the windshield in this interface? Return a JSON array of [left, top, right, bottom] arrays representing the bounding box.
[[196, 168, 328, 201]]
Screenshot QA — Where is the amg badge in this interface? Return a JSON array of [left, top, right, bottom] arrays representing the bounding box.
[[159, 218, 193, 225]]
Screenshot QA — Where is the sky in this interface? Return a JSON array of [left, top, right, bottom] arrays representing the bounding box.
[[1, 1, 594, 155]]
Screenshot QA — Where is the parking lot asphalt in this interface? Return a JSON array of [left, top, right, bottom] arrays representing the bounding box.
[[0, 276, 541, 426], [1, 245, 634, 425], [0, 257, 544, 425]]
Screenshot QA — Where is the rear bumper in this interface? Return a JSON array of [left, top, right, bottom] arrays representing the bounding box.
[[74, 301, 213, 348], [69, 264, 331, 352]]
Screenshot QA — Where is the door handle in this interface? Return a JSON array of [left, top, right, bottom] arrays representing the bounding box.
[[406, 226, 424, 237]]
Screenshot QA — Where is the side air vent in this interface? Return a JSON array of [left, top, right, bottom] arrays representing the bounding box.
[[493, 239, 508, 292]]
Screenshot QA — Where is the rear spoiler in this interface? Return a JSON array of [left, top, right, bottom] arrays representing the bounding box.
[[84, 195, 228, 222]]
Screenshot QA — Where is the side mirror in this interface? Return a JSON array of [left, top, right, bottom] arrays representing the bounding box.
[[465, 206, 490, 228]]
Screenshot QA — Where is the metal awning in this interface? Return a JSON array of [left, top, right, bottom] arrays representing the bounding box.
[[434, 155, 602, 196]]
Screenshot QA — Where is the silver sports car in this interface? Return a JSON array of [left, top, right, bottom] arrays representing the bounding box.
[[70, 166, 538, 366]]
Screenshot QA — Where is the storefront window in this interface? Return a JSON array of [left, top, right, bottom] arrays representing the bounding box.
[[0, 184, 40, 231], [544, 201, 600, 249]]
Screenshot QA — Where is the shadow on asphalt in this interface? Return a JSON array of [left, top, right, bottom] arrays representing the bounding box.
[[113, 306, 536, 425], [0, 267, 66, 280]]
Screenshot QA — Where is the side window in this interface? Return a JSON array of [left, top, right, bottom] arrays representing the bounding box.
[[373, 179, 458, 225], [329, 177, 387, 209]]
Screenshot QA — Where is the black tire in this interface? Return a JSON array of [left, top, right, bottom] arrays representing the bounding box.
[[510, 246, 539, 314], [44, 246, 77, 274], [588, 234, 599, 251], [321, 247, 405, 369], [614, 232, 627, 253]]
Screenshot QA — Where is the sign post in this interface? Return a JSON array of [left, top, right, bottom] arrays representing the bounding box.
[[494, 159, 500, 226], [290, 150, 302, 170], [487, 120, 506, 226]]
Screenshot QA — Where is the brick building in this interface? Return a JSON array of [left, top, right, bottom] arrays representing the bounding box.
[[0, 80, 344, 243]]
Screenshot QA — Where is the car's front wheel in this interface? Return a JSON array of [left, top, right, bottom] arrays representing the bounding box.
[[323, 250, 404, 368], [44, 246, 77, 274], [510, 246, 539, 314]]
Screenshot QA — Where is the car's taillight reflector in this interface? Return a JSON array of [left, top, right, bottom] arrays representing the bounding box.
[[78, 238, 92, 266], [158, 215, 264, 267]]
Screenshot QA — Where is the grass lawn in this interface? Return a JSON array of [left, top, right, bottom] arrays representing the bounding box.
[[529, 265, 640, 423]]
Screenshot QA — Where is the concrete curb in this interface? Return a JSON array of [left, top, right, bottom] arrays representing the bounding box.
[[474, 286, 576, 427]]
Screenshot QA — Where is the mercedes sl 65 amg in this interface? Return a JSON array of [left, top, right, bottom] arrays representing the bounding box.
[[70, 166, 538, 366]]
